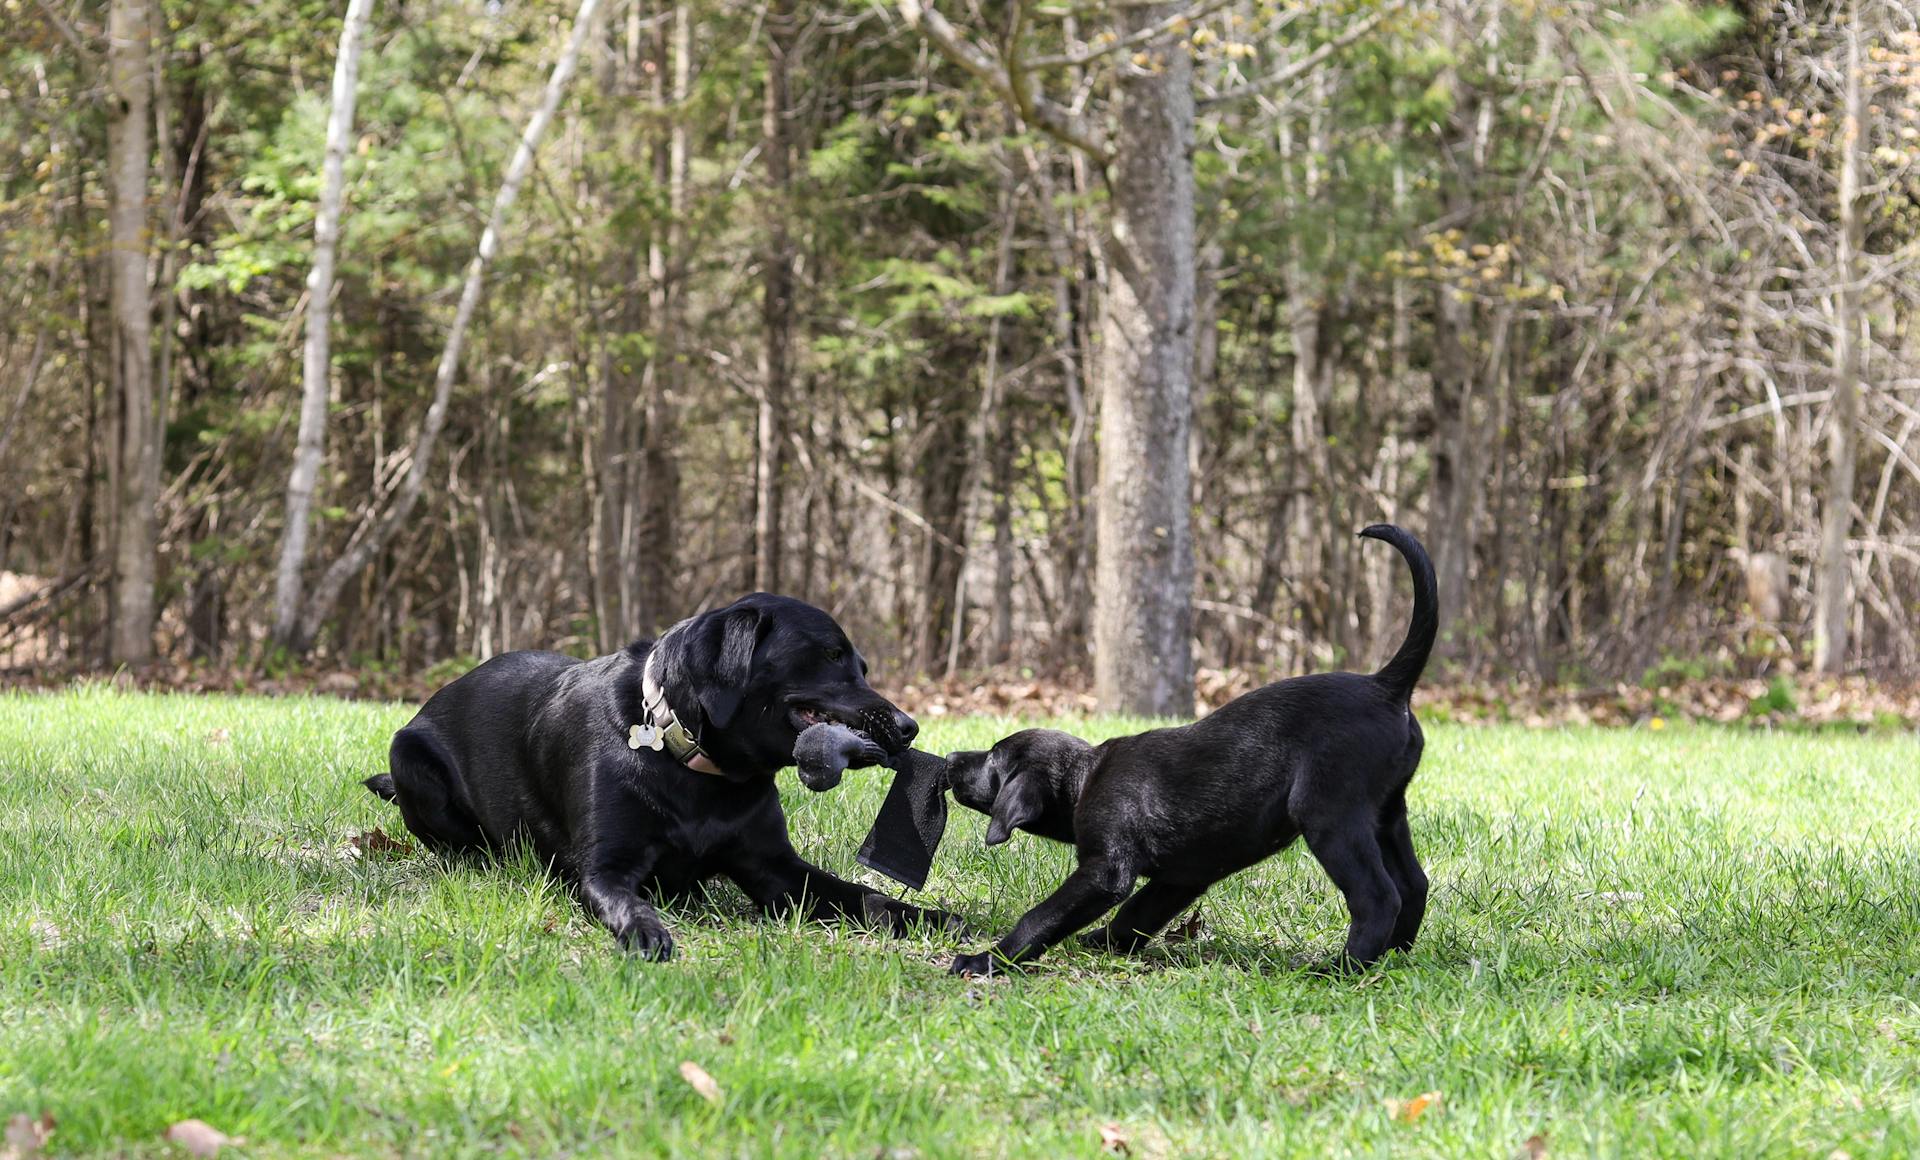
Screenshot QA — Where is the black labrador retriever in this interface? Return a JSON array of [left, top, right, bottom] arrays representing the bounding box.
[[363, 592, 952, 959], [943, 525, 1437, 976]]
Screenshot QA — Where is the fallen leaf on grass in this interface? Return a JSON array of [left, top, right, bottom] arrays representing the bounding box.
[[347, 827, 414, 860], [1098, 1122, 1130, 1155], [204, 728, 230, 745], [163, 1119, 238, 1156], [1386, 1090, 1441, 1123], [1514, 1132, 1548, 1159], [4, 1113, 55, 1158], [679, 1061, 722, 1105]]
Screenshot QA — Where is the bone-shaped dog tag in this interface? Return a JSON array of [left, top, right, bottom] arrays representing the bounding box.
[[629, 723, 663, 751]]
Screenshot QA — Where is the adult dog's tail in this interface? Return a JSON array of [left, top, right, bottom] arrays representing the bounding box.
[[1358, 524, 1438, 701]]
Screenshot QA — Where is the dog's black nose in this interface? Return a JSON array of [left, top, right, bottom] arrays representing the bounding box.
[[893, 710, 919, 746]]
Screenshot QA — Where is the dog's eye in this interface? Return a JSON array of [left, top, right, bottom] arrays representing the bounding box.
[[823, 647, 844, 663]]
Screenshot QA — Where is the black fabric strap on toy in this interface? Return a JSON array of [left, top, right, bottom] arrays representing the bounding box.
[[855, 747, 950, 891]]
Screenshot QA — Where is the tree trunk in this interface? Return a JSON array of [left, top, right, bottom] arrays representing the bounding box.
[[293, 0, 606, 651], [591, 6, 652, 651], [107, 0, 157, 665], [635, 0, 687, 630], [274, 0, 374, 649], [1814, 6, 1863, 675], [754, 0, 795, 594], [1280, 98, 1327, 643], [1092, 5, 1195, 716]]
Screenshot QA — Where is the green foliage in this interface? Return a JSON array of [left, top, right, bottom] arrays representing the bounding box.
[[1746, 675, 1800, 718]]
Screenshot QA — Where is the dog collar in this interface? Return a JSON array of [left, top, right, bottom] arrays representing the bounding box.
[[636, 652, 728, 777]]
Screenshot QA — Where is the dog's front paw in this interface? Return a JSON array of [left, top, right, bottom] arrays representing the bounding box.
[[613, 919, 675, 961], [862, 894, 957, 937]]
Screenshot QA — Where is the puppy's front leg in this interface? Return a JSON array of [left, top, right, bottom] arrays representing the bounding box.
[[950, 856, 1135, 976]]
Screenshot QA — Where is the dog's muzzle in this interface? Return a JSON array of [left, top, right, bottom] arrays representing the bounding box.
[[853, 705, 919, 755]]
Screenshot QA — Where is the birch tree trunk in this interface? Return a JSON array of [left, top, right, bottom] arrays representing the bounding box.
[[1092, 4, 1196, 716], [107, 0, 158, 665], [273, 0, 374, 649], [754, 0, 794, 593], [1813, 5, 1864, 674], [291, 0, 606, 651]]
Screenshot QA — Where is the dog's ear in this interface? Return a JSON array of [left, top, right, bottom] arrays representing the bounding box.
[[984, 774, 1045, 846], [697, 607, 767, 729]]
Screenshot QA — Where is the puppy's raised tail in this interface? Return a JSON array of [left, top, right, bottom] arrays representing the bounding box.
[[1358, 524, 1438, 701], [363, 773, 398, 801]]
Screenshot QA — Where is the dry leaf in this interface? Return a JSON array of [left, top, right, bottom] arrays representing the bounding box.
[[163, 1119, 236, 1157], [204, 728, 230, 745], [679, 1061, 722, 1105], [4, 1113, 54, 1158], [1514, 1133, 1548, 1159], [1098, 1122, 1130, 1155], [1388, 1090, 1441, 1123], [347, 827, 414, 859]]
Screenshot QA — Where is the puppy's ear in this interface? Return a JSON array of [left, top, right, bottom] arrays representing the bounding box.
[[698, 607, 766, 729], [984, 775, 1045, 846]]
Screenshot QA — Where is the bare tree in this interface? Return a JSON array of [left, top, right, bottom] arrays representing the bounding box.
[[755, 0, 795, 593], [273, 0, 375, 650], [898, 0, 1195, 713], [288, 0, 608, 652], [634, 1, 689, 628], [1090, 6, 1198, 716], [1814, 2, 1865, 674], [107, 0, 158, 665]]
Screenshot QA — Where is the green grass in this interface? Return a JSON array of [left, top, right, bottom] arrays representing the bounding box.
[[3, 688, 1918, 1158]]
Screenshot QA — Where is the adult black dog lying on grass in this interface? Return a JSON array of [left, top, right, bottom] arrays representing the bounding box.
[[943, 525, 1437, 976], [363, 593, 954, 960]]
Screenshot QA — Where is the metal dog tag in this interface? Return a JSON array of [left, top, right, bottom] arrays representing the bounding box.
[[629, 723, 663, 751]]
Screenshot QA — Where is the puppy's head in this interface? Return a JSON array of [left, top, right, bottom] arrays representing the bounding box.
[[648, 593, 917, 776], [944, 728, 1092, 846]]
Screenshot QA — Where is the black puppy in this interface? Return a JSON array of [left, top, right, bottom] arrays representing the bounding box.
[[363, 593, 950, 959], [944, 525, 1437, 976]]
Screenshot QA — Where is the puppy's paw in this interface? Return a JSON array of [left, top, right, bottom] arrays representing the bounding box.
[[1302, 953, 1374, 979], [947, 949, 1023, 977], [613, 920, 675, 962], [947, 950, 997, 977], [1078, 926, 1119, 951]]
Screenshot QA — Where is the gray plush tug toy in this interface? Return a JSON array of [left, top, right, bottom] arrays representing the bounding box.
[[792, 722, 950, 891], [792, 722, 888, 792]]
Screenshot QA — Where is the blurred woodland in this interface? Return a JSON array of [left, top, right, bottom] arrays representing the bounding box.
[[2, 0, 1918, 711]]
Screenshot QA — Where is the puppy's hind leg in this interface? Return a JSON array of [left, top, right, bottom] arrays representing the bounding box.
[[1301, 822, 1401, 970], [1376, 791, 1428, 955], [1080, 878, 1207, 954]]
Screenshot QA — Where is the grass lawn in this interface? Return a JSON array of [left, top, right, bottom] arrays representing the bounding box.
[[2, 688, 1917, 1157]]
